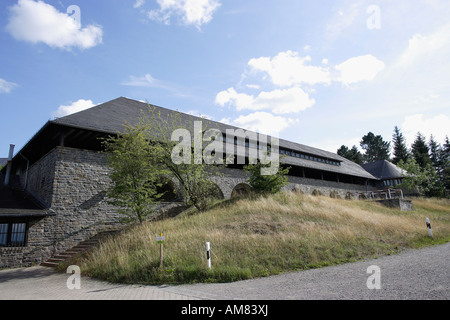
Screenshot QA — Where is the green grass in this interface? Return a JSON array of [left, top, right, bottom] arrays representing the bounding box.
[[60, 192, 450, 285]]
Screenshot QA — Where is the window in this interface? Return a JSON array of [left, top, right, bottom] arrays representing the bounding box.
[[0, 223, 27, 247], [0, 224, 7, 246]]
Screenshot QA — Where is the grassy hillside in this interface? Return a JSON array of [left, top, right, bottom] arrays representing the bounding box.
[[61, 192, 450, 285]]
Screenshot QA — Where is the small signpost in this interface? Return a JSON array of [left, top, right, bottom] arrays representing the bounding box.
[[156, 233, 165, 267]]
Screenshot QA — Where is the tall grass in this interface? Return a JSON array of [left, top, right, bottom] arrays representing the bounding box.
[[62, 192, 450, 284]]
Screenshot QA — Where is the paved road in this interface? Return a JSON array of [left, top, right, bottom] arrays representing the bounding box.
[[0, 243, 449, 300]]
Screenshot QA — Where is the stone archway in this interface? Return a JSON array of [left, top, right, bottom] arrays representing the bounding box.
[[208, 181, 225, 200], [231, 183, 252, 198], [156, 180, 178, 202]]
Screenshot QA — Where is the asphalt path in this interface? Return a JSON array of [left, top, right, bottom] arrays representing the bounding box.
[[0, 242, 448, 301]]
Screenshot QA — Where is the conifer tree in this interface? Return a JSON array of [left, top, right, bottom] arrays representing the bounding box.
[[392, 126, 409, 164]]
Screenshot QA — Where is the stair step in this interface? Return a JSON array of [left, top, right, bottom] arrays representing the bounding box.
[[41, 262, 59, 268], [54, 254, 73, 259], [40, 231, 115, 268], [47, 258, 66, 263]]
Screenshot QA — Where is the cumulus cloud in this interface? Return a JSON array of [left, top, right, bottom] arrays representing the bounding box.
[[6, 0, 103, 50], [0, 78, 18, 94], [52, 99, 96, 118], [215, 50, 385, 136], [397, 23, 450, 67], [147, 0, 221, 29], [230, 112, 298, 135], [248, 50, 331, 87], [401, 114, 450, 147], [216, 87, 315, 114], [334, 54, 385, 86]]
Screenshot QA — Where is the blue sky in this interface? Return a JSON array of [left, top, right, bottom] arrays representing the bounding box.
[[1, 0, 449, 158]]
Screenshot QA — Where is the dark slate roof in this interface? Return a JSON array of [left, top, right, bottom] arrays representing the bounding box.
[[361, 160, 405, 180], [0, 158, 7, 167], [0, 185, 53, 217], [50, 97, 376, 180]]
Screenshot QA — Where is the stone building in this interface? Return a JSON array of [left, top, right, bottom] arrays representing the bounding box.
[[1, 97, 379, 269]]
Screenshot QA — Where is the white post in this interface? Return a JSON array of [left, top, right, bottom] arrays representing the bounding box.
[[426, 218, 432, 237], [206, 242, 211, 269]]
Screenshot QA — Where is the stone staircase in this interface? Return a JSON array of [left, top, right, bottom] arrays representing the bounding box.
[[40, 231, 117, 268]]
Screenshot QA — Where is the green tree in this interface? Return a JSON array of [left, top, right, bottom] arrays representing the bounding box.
[[397, 157, 444, 197], [337, 145, 364, 164], [137, 106, 223, 212], [103, 123, 166, 224], [392, 126, 410, 164], [411, 132, 431, 169], [360, 132, 390, 163], [244, 161, 290, 194], [103, 105, 226, 219], [439, 136, 450, 195]]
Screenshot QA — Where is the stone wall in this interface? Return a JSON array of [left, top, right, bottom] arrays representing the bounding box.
[[1, 147, 122, 269], [284, 176, 376, 199], [48, 147, 121, 254]]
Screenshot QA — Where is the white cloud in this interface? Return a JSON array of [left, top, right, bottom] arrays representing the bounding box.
[[401, 114, 450, 147], [397, 23, 450, 67], [248, 50, 331, 87], [52, 99, 96, 118], [6, 0, 103, 50], [216, 87, 315, 114], [134, 0, 146, 9], [230, 112, 298, 135], [0, 78, 18, 94], [335, 55, 385, 86], [148, 0, 221, 29], [123, 74, 160, 87]]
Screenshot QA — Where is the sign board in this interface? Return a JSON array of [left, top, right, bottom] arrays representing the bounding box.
[[156, 235, 165, 244]]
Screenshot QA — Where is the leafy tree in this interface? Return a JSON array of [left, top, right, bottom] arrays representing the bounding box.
[[103, 123, 166, 224], [337, 145, 364, 164], [135, 106, 223, 212], [397, 157, 444, 197], [360, 132, 390, 163], [103, 105, 226, 219], [244, 161, 290, 194], [392, 126, 410, 164]]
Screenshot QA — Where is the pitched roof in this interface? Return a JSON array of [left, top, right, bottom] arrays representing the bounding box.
[[361, 160, 405, 180], [46, 97, 376, 180]]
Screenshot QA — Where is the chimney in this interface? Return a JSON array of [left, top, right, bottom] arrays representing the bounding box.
[[4, 144, 15, 186]]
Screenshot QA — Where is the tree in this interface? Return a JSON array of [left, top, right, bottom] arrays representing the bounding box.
[[136, 106, 223, 212], [411, 132, 431, 169], [397, 157, 444, 197], [392, 126, 409, 164], [337, 145, 364, 164], [442, 136, 450, 194], [244, 161, 290, 194], [429, 135, 442, 169], [103, 122, 166, 224], [360, 132, 390, 163]]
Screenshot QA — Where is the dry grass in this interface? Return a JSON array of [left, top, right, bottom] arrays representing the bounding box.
[[62, 192, 450, 284]]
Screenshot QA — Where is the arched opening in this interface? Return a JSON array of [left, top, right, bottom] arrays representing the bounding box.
[[231, 183, 252, 198], [156, 180, 178, 202], [207, 182, 225, 200]]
